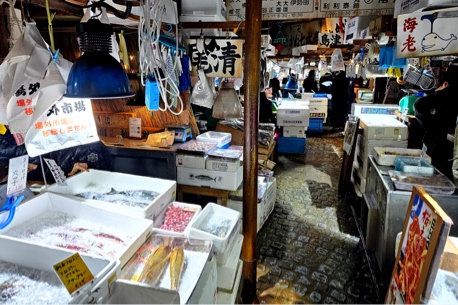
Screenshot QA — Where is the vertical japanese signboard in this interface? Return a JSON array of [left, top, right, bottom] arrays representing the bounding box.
[[24, 97, 99, 157], [385, 186, 452, 304], [397, 8, 458, 58], [187, 38, 244, 77], [6, 155, 28, 196], [226, 0, 393, 20]]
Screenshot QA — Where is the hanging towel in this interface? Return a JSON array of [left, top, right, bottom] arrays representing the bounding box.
[[179, 55, 191, 92], [118, 32, 130, 70]]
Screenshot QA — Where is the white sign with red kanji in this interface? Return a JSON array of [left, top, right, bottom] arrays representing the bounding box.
[[24, 97, 99, 157], [397, 8, 458, 58]]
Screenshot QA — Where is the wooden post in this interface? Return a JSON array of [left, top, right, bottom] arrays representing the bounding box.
[[241, 0, 261, 303]]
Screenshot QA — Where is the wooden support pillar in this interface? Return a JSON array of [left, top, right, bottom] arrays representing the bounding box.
[[241, 0, 261, 303]]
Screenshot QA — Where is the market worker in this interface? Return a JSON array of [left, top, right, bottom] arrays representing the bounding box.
[[259, 84, 276, 124], [414, 58, 458, 180], [0, 125, 39, 183]]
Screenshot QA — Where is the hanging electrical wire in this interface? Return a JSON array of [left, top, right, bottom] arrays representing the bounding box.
[[138, 0, 183, 115]]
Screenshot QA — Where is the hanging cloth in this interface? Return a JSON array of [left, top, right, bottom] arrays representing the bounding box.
[[179, 55, 191, 92], [118, 31, 130, 70]]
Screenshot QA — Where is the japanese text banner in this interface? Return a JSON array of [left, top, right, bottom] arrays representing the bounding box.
[[24, 97, 99, 157], [397, 8, 458, 58]]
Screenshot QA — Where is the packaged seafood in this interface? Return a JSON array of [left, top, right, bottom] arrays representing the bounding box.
[[394, 157, 435, 175], [188, 203, 241, 253], [47, 170, 176, 220], [176, 140, 217, 155], [388, 170, 456, 195], [0, 236, 120, 304], [152, 202, 202, 237], [373, 147, 432, 166], [0, 192, 153, 267], [121, 234, 212, 305], [196, 131, 232, 149]]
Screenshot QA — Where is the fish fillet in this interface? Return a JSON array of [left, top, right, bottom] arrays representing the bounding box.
[[170, 246, 185, 290], [138, 245, 171, 285]]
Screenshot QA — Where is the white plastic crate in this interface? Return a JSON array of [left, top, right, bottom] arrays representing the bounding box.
[[196, 131, 232, 149], [47, 170, 176, 221], [0, 192, 154, 267], [188, 256, 217, 304], [0, 236, 120, 304], [188, 203, 241, 253], [151, 201, 202, 237]]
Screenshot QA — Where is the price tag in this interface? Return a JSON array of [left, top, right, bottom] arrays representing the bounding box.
[[7, 155, 28, 196], [53, 253, 94, 295], [44, 158, 67, 186]]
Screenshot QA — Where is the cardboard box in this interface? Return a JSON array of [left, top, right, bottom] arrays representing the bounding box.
[[283, 126, 307, 138], [47, 170, 176, 221], [359, 115, 408, 141], [177, 166, 243, 191], [344, 16, 372, 44], [176, 153, 207, 169], [0, 192, 154, 267]]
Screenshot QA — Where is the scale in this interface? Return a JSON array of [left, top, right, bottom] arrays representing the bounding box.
[[165, 125, 193, 142]]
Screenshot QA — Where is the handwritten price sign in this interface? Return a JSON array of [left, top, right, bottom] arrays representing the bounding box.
[[53, 253, 94, 294]]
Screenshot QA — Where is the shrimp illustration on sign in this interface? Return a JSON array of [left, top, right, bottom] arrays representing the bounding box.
[[421, 13, 457, 52], [189, 174, 217, 182]]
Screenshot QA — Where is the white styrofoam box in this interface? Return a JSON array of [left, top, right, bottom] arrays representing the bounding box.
[[225, 178, 276, 233], [181, 0, 226, 18], [188, 257, 217, 304], [394, 0, 458, 17], [351, 103, 398, 117], [177, 166, 243, 191], [277, 112, 310, 127], [373, 147, 432, 166], [47, 170, 176, 221], [151, 201, 202, 237], [197, 131, 232, 149], [277, 103, 310, 116], [206, 157, 242, 172], [283, 126, 307, 138], [107, 280, 180, 304], [359, 114, 408, 141], [344, 16, 372, 44], [0, 192, 154, 267], [188, 203, 241, 254], [85, 260, 122, 304], [176, 153, 207, 169], [0, 236, 119, 304], [216, 259, 242, 304], [292, 44, 318, 56], [216, 234, 243, 290]]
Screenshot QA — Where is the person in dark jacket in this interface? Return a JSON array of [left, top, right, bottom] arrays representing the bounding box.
[[331, 70, 349, 130], [269, 78, 282, 100], [414, 59, 458, 180], [0, 126, 40, 182], [259, 86, 275, 124], [303, 70, 319, 93]]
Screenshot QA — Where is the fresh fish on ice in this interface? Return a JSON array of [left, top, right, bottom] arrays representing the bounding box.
[[170, 246, 185, 291], [75, 188, 159, 208]]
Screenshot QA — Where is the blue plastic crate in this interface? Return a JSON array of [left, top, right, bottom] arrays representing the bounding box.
[[278, 136, 306, 154], [308, 118, 324, 132]]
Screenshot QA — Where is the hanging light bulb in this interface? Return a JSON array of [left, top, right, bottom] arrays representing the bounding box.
[[212, 81, 242, 119], [64, 8, 134, 99]]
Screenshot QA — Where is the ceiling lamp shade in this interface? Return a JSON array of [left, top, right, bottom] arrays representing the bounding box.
[[64, 18, 134, 99], [212, 81, 242, 119], [284, 78, 298, 90]]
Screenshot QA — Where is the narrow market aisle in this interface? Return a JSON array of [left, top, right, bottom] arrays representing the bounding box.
[[256, 135, 380, 304]]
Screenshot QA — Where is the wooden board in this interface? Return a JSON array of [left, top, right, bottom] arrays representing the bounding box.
[[94, 112, 136, 128]]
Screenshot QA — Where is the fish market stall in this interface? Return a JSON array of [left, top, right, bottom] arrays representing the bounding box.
[[47, 170, 177, 220], [0, 192, 154, 267]]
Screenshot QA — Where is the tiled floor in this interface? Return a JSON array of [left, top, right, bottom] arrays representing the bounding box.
[[255, 134, 380, 304]]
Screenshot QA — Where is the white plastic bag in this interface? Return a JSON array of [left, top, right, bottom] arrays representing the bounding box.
[[190, 69, 215, 109], [331, 48, 345, 72]]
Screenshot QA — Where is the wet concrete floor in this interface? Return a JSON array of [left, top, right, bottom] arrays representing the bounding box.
[[256, 134, 380, 304]]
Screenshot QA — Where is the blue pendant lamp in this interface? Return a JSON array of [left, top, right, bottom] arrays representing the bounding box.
[[64, 17, 134, 99]]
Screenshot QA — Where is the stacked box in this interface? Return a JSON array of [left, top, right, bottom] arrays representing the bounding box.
[[276, 102, 310, 127], [278, 136, 306, 154]]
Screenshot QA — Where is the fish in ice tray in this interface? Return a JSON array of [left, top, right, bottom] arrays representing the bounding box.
[[201, 219, 232, 238], [76, 188, 159, 208]]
